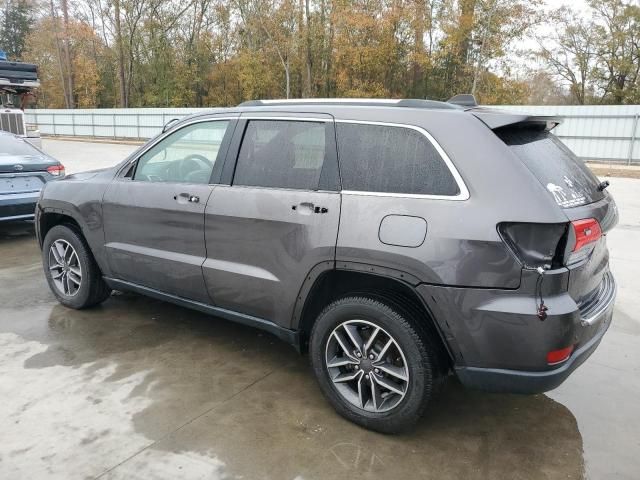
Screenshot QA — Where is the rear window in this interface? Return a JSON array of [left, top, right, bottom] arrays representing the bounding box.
[[0, 134, 42, 157], [336, 123, 460, 196], [496, 128, 604, 208]]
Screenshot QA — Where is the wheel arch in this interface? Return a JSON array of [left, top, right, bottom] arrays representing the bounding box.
[[293, 265, 456, 365], [36, 202, 111, 278], [37, 207, 84, 247]]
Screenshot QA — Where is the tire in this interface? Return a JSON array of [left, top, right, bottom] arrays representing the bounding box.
[[310, 296, 444, 433], [42, 224, 111, 309]]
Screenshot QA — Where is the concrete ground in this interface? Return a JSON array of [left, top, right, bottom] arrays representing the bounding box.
[[0, 139, 639, 479], [42, 138, 139, 174]]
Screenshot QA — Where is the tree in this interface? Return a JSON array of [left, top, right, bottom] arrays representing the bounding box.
[[23, 16, 103, 107], [590, 0, 640, 103], [0, 0, 35, 60], [538, 7, 599, 104], [24, 0, 635, 108], [539, 0, 640, 104]]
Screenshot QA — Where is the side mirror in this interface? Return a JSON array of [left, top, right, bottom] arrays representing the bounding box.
[[162, 118, 180, 133]]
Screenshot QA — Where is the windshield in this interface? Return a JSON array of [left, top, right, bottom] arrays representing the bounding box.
[[496, 127, 604, 208]]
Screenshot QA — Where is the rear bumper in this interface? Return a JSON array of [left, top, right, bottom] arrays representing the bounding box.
[[418, 268, 616, 394], [0, 191, 39, 221], [454, 300, 613, 394]]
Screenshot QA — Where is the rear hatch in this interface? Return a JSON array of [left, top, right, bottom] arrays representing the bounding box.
[[491, 122, 618, 310]]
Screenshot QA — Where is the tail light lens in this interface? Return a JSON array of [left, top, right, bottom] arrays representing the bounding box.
[[571, 218, 601, 252], [565, 218, 602, 265], [47, 164, 65, 177]]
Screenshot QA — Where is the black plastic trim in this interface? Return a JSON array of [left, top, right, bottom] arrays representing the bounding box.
[[104, 277, 300, 347]]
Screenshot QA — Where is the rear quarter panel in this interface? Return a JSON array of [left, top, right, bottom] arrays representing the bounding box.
[[335, 108, 568, 289]]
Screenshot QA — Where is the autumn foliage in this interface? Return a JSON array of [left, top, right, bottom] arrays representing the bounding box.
[[1, 0, 639, 108]]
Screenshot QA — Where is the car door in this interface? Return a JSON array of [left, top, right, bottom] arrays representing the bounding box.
[[202, 113, 341, 327], [102, 116, 236, 303]]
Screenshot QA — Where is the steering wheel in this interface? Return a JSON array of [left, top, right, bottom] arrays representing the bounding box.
[[183, 154, 213, 169], [165, 154, 213, 181]]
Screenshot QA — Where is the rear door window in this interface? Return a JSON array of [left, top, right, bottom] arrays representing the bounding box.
[[335, 123, 460, 196], [233, 120, 328, 190], [496, 128, 604, 208]]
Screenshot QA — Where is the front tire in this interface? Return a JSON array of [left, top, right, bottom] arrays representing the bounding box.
[[42, 224, 111, 309], [310, 296, 444, 433]]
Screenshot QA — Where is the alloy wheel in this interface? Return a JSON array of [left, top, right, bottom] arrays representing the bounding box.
[[325, 319, 409, 413], [48, 239, 82, 297]]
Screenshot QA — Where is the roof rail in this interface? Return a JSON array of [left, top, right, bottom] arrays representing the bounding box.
[[237, 98, 462, 110], [447, 94, 478, 107]]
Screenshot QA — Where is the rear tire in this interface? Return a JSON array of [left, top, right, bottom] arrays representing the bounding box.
[[42, 224, 111, 309], [310, 296, 444, 433]]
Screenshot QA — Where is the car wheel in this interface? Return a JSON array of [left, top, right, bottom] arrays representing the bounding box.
[[42, 224, 111, 309], [310, 296, 444, 433]]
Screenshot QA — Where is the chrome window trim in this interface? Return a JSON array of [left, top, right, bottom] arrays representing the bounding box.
[[334, 119, 470, 201], [240, 115, 332, 122], [118, 116, 238, 176], [214, 184, 338, 195]]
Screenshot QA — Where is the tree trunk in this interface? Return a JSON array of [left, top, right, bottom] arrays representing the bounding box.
[[325, 7, 334, 97], [61, 0, 75, 108], [285, 58, 290, 99], [471, 0, 496, 96], [458, 0, 476, 65], [413, 0, 425, 97], [49, 0, 69, 108], [305, 0, 312, 97], [113, 0, 127, 107]]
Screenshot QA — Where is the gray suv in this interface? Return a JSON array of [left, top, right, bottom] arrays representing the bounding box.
[[36, 98, 618, 433]]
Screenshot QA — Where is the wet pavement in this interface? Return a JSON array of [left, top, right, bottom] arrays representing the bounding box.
[[0, 174, 639, 479]]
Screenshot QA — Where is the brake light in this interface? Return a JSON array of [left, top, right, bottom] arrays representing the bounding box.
[[47, 164, 65, 177], [571, 218, 601, 251], [547, 345, 574, 365]]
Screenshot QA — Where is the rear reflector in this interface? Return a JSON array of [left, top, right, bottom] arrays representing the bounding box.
[[547, 345, 574, 365], [571, 218, 601, 252], [47, 164, 65, 176]]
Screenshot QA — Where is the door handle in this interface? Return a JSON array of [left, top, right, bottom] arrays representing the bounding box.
[[174, 193, 200, 204], [291, 202, 328, 214]]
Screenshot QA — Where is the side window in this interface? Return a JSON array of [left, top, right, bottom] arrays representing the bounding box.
[[336, 123, 460, 196], [233, 120, 327, 190], [133, 120, 230, 184]]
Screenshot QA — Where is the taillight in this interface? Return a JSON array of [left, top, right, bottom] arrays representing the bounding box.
[[547, 345, 574, 365], [47, 164, 65, 177], [571, 218, 601, 252]]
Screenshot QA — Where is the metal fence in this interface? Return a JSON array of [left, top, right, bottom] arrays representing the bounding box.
[[25, 104, 640, 165]]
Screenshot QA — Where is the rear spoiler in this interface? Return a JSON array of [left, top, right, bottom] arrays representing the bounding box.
[[470, 107, 562, 131]]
